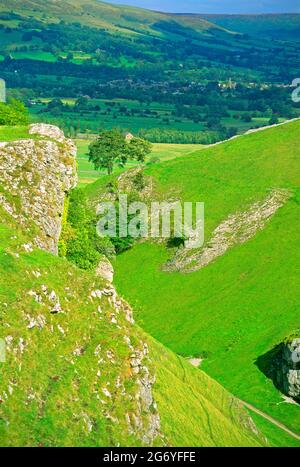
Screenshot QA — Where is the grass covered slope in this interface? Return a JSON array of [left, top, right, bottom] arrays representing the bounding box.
[[76, 138, 203, 186], [0, 127, 265, 447], [0, 211, 265, 447], [199, 14, 300, 42], [113, 121, 300, 443], [0, 126, 31, 141], [0, 215, 161, 447], [150, 338, 265, 447], [0, 0, 227, 36]]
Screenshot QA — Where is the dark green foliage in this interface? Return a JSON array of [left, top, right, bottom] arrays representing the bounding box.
[[88, 129, 128, 175], [109, 201, 135, 255], [138, 127, 237, 144], [132, 171, 145, 191], [166, 236, 186, 249], [110, 233, 134, 255], [127, 137, 152, 163], [61, 188, 114, 269], [88, 130, 151, 174], [269, 114, 279, 125]]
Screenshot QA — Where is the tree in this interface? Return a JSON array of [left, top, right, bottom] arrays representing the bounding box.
[[88, 129, 152, 175], [66, 52, 74, 62], [206, 115, 221, 130], [242, 114, 252, 123], [0, 99, 29, 126], [88, 129, 127, 175], [269, 114, 279, 125], [75, 96, 89, 110], [60, 188, 114, 269], [127, 136, 152, 163], [47, 98, 64, 110]]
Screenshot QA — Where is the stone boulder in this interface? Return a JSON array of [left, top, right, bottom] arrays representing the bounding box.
[[29, 123, 66, 142], [96, 257, 114, 282]]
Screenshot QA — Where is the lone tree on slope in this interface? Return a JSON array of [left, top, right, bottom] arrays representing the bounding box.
[[88, 129, 152, 175]]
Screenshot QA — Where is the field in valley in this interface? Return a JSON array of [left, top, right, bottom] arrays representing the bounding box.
[[29, 98, 285, 143], [76, 137, 203, 185]]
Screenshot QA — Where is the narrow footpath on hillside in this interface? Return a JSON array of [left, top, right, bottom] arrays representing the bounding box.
[[240, 399, 300, 442], [184, 356, 300, 442]]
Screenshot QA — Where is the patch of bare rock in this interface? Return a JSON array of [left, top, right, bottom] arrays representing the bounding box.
[[0, 124, 77, 254], [164, 189, 290, 273]]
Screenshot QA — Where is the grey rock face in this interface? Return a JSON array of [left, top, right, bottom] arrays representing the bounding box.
[[164, 189, 290, 273], [90, 284, 161, 444], [281, 339, 300, 401], [0, 124, 161, 445], [29, 123, 66, 142], [0, 124, 77, 254], [128, 342, 161, 444], [96, 257, 114, 282]]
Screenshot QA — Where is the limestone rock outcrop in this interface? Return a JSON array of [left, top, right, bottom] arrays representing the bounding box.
[[29, 123, 66, 142], [96, 257, 114, 282], [0, 124, 161, 445], [164, 189, 290, 273], [0, 124, 77, 254], [280, 338, 300, 401]]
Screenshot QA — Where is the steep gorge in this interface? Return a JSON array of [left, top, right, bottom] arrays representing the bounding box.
[[0, 125, 265, 446]]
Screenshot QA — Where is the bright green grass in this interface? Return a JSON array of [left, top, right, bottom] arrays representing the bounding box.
[[76, 139, 203, 185], [248, 412, 300, 448], [113, 121, 300, 444], [11, 51, 57, 62], [150, 143, 203, 161], [0, 126, 30, 141], [0, 211, 264, 447], [76, 139, 99, 184], [149, 336, 265, 447]]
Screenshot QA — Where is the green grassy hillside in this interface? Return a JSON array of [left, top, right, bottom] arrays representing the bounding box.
[[76, 138, 203, 185], [0, 129, 266, 447], [0, 0, 225, 36], [0, 125, 31, 141], [109, 121, 300, 444], [0, 205, 264, 447], [199, 14, 300, 42]]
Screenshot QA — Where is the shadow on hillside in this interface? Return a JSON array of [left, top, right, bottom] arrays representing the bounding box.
[[255, 344, 284, 393]]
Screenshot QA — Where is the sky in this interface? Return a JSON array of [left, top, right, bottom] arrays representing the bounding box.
[[103, 1, 300, 14]]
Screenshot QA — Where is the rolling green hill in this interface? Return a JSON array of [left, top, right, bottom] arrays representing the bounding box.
[[97, 120, 300, 444], [0, 0, 227, 36], [0, 125, 267, 447], [0, 211, 266, 447], [199, 14, 300, 42]]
